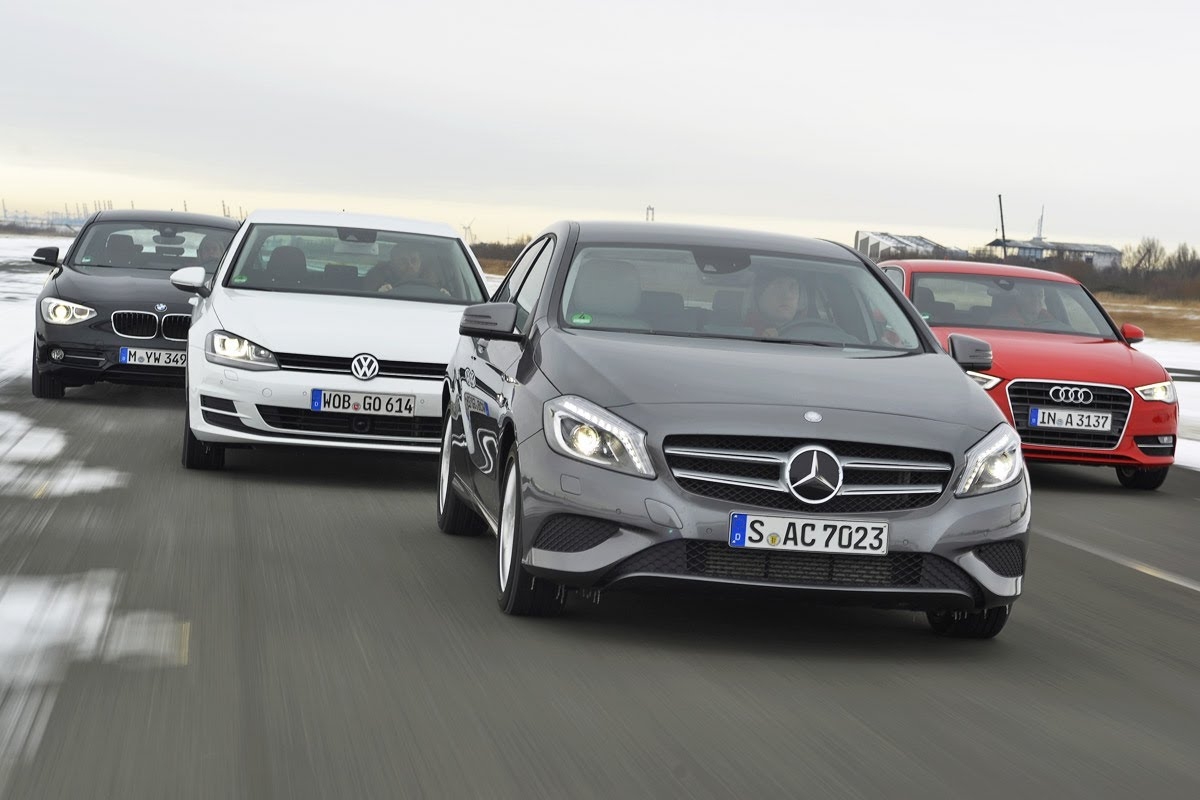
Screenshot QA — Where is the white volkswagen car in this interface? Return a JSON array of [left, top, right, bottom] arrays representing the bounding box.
[[170, 209, 489, 469]]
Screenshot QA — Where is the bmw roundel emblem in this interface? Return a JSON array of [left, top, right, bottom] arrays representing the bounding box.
[[154, 303, 168, 312]]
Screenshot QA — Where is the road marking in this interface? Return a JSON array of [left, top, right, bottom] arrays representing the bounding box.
[[1039, 530, 1200, 594], [31, 482, 49, 500]]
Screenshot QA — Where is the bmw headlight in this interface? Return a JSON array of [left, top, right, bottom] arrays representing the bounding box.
[[205, 331, 278, 370], [544, 396, 655, 478], [956, 423, 1024, 497], [1135, 380, 1176, 403], [40, 297, 96, 325], [966, 371, 1001, 390]]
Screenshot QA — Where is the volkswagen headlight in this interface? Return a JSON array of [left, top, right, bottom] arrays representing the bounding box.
[[40, 297, 96, 325], [544, 396, 655, 478], [205, 331, 278, 370], [956, 423, 1024, 497], [1135, 381, 1176, 403]]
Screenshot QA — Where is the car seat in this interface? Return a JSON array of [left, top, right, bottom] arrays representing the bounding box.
[[566, 259, 648, 329], [266, 246, 308, 287]]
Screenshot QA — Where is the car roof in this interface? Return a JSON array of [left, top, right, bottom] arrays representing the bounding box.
[[92, 209, 240, 229], [881, 258, 1080, 285], [245, 209, 461, 239], [568, 221, 859, 261]]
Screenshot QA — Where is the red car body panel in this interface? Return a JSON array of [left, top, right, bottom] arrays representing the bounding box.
[[881, 259, 1177, 468]]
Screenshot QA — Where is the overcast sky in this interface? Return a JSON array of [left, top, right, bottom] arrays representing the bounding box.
[[2, 0, 1197, 249]]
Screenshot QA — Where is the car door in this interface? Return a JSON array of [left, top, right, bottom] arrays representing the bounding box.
[[455, 237, 547, 499], [468, 235, 556, 511]]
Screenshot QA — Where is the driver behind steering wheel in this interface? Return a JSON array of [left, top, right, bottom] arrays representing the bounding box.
[[745, 267, 811, 337]]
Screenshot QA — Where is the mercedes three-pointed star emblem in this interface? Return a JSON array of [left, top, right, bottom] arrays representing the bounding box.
[[785, 445, 843, 504]]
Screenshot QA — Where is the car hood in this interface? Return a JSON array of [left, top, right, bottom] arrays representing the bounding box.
[[930, 328, 1170, 386], [537, 329, 1002, 433], [211, 289, 466, 362], [49, 265, 194, 311]]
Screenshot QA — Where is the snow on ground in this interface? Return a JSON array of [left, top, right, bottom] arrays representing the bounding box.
[[1, 245, 1198, 470]]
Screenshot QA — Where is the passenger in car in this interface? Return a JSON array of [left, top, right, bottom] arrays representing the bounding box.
[[744, 268, 809, 337], [196, 234, 230, 271], [366, 245, 422, 293]]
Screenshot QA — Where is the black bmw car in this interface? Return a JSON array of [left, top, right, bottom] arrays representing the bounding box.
[[31, 210, 239, 398]]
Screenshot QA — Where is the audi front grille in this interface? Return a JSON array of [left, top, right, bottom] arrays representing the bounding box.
[[662, 435, 954, 514], [111, 311, 158, 339], [1007, 380, 1132, 449]]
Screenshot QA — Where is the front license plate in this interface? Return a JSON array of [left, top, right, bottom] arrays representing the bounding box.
[[311, 389, 415, 416], [1029, 406, 1112, 431], [729, 512, 888, 555], [118, 347, 186, 367]]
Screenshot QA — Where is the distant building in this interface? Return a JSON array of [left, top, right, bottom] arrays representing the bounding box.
[[985, 237, 1122, 270], [854, 231, 966, 262]]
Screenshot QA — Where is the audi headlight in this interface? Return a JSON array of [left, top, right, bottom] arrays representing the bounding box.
[[544, 396, 655, 478], [205, 331, 278, 370], [1135, 380, 1176, 403], [40, 297, 96, 325], [966, 371, 1001, 390], [956, 423, 1024, 497]]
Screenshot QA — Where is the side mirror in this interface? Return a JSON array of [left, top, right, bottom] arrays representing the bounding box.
[[1120, 323, 1145, 344], [170, 266, 211, 297], [32, 247, 59, 266], [948, 333, 993, 372], [459, 302, 521, 341]]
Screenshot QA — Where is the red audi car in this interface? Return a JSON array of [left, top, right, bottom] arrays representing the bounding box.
[[879, 260, 1178, 490]]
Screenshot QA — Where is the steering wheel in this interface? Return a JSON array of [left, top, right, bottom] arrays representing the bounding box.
[[777, 319, 863, 345]]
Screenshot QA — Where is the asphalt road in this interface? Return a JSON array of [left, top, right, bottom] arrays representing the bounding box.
[[1, 377, 1199, 798]]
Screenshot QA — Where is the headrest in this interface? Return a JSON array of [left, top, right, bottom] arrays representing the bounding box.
[[914, 286, 935, 308], [267, 246, 307, 282], [570, 259, 641, 316]]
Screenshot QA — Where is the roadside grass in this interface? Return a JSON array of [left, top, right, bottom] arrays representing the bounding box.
[[478, 257, 510, 276], [1095, 292, 1200, 341]]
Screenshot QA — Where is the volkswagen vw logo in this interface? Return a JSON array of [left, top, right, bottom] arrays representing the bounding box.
[[785, 445, 843, 504], [351, 353, 380, 381], [1049, 385, 1093, 405], [154, 303, 168, 312]]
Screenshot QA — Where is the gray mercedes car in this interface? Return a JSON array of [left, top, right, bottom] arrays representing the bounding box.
[[438, 222, 1029, 638]]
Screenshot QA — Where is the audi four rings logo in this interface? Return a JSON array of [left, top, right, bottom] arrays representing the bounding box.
[[351, 354, 380, 381], [1049, 386, 1093, 404], [786, 445, 843, 504]]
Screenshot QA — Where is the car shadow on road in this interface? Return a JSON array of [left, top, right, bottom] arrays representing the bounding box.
[[1027, 462, 1143, 494], [32, 383, 186, 411], [220, 445, 439, 489]]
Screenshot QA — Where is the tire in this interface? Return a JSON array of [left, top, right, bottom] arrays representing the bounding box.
[[1115, 465, 1169, 491], [436, 414, 486, 536], [182, 405, 225, 470], [926, 605, 1010, 639], [31, 345, 65, 399], [497, 451, 564, 617]]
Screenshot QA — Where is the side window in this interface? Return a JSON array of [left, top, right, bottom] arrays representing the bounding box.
[[492, 240, 545, 303], [881, 266, 905, 291], [513, 238, 556, 331]]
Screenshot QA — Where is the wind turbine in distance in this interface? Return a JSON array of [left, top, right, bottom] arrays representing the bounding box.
[[461, 218, 476, 244]]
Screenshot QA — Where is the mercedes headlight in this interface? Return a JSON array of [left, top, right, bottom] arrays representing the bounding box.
[[205, 331, 278, 370], [544, 396, 655, 478], [966, 371, 1001, 390], [956, 423, 1024, 497], [40, 297, 96, 325], [1135, 381, 1176, 403]]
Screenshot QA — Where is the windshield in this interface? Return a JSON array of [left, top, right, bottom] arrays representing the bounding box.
[[912, 273, 1117, 338], [224, 224, 485, 304], [70, 221, 234, 275], [559, 246, 921, 350]]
